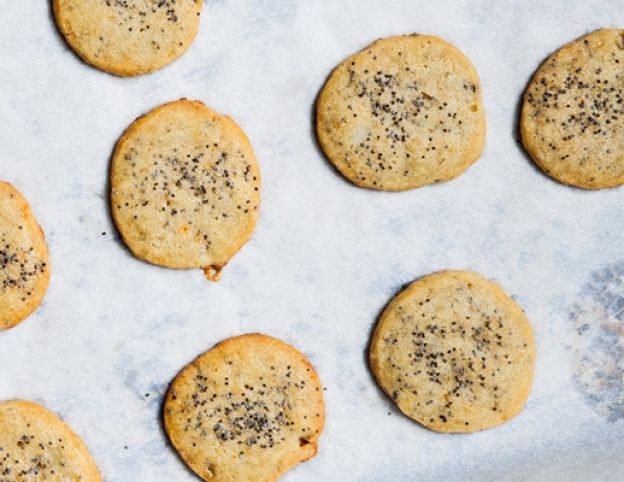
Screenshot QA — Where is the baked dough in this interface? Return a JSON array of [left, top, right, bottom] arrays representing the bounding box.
[[317, 34, 485, 191], [0, 400, 101, 481], [0, 181, 50, 330], [522, 29, 624, 189], [164, 334, 325, 482], [53, 0, 203, 76], [111, 99, 260, 281], [369, 270, 535, 432]]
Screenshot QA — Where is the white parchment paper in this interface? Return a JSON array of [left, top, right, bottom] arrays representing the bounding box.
[[1, 1, 624, 480]]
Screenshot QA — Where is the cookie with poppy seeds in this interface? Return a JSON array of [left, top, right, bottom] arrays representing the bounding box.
[[0, 182, 50, 330], [111, 99, 260, 281], [53, 0, 203, 76], [369, 271, 535, 433], [316, 34, 486, 191], [164, 334, 325, 482], [521, 29, 624, 189], [0, 400, 101, 481]]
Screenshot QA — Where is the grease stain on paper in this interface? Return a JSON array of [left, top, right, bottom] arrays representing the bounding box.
[[570, 262, 624, 421]]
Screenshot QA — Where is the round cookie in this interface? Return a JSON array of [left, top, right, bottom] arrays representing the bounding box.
[[111, 99, 260, 281], [53, 0, 203, 76], [521, 29, 624, 189], [316, 34, 486, 191], [0, 181, 50, 330], [369, 270, 535, 433], [0, 400, 101, 481], [164, 334, 325, 482]]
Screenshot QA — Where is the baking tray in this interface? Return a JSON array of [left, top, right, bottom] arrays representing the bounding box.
[[1, 1, 623, 480]]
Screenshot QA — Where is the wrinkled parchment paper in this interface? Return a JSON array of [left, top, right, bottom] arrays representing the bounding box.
[[1, 1, 623, 480]]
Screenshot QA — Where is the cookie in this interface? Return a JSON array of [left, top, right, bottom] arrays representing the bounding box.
[[111, 99, 260, 281], [53, 0, 203, 76], [316, 34, 486, 191], [164, 334, 325, 482], [0, 400, 101, 481], [369, 270, 535, 433], [521, 29, 624, 189], [0, 182, 50, 330]]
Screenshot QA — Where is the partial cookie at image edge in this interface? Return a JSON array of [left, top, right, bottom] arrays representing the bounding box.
[[163, 333, 325, 482], [0, 181, 50, 330]]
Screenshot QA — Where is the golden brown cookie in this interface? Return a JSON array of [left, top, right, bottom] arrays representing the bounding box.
[[521, 29, 624, 189], [0, 400, 101, 481], [369, 271, 535, 433], [316, 34, 486, 191], [164, 334, 325, 482], [0, 182, 50, 330], [53, 0, 203, 76], [111, 99, 260, 281]]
